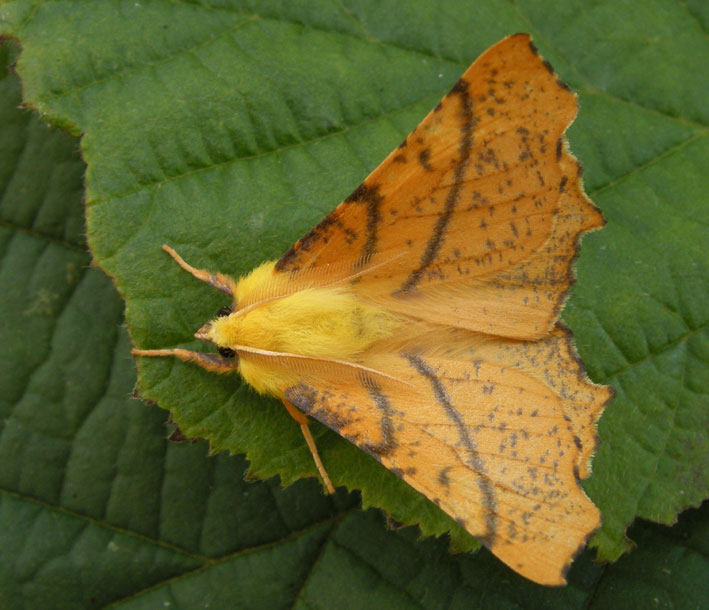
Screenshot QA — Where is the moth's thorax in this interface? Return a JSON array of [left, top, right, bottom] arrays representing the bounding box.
[[209, 285, 400, 360], [205, 262, 401, 397]]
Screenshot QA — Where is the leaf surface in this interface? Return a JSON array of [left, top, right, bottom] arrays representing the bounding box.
[[0, 0, 707, 605]]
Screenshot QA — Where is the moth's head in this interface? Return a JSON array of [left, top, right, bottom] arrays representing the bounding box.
[[195, 304, 238, 360]]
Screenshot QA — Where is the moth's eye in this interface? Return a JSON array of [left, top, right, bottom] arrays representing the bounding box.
[[218, 346, 235, 359], [215, 305, 232, 318]]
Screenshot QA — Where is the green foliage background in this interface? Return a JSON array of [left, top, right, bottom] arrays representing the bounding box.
[[0, 1, 707, 607]]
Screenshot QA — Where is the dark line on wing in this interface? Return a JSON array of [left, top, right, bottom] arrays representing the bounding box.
[[361, 377, 396, 457], [276, 181, 383, 272], [275, 214, 337, 271], [284, 383, 356, 435], [345, 183, 383, 267], [398, 80, 476, 292], [405, 353, 498, 547]]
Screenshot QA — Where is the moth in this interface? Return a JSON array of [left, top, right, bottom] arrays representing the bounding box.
[[133, 34, 612, 585]]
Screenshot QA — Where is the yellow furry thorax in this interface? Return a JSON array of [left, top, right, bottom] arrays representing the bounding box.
[[207, 261, 401, 396]]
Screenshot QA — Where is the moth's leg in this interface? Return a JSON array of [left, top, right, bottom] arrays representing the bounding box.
[[132, 348, 238, 373], [162, 244, 236, 296], [281, 399, 335, 494]]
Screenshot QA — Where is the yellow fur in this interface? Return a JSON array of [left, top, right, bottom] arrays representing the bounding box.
[[233, 260, 292, 306], [208, 261, 401, 396]]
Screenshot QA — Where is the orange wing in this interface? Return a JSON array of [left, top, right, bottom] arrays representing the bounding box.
[[273, 33, 602, 340], [243, 34, 612, 584], [240, 323, 611, 585]]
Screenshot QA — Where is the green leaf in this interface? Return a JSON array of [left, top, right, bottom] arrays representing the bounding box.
[[1, 0, 707, 605]]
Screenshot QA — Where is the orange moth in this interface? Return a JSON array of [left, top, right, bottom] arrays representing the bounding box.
[[133, 34, 612, 585]]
